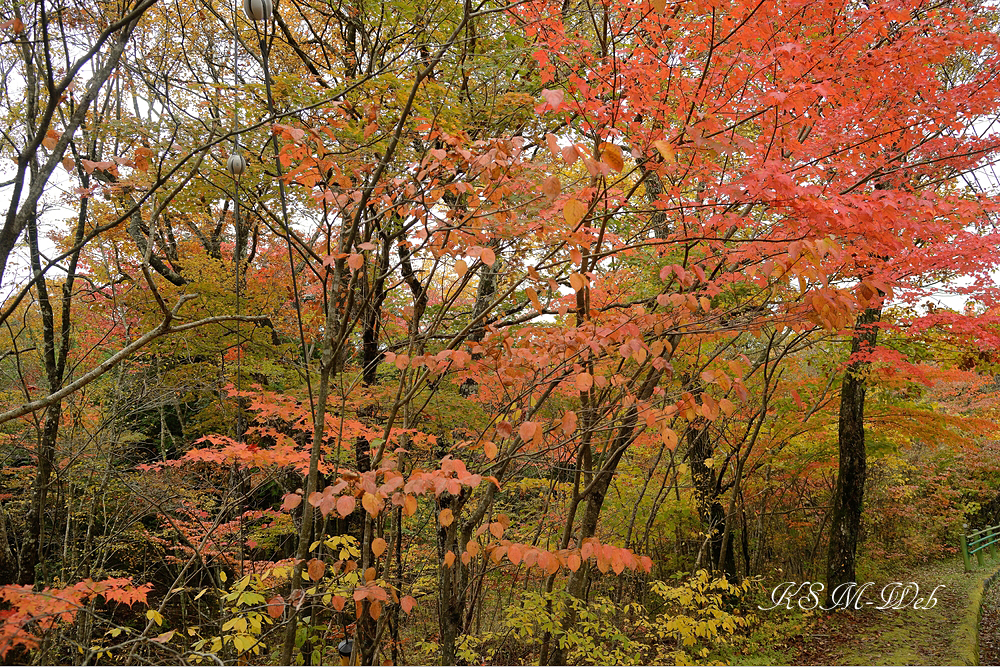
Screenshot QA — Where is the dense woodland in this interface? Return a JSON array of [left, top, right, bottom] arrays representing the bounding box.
[[3, 0, 1000, 663]]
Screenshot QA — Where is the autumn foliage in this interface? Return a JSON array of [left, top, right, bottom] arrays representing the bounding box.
[[3, 0, 1000, 663]]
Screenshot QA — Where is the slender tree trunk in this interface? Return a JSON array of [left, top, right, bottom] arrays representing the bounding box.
[[827, 306, 880, 598], [688, 424, 736, 579], [20, 406, 60, 584], [361, 232, 389, 386]]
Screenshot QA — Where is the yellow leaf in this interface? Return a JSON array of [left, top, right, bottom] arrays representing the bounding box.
[[563, 199, 588, 226]]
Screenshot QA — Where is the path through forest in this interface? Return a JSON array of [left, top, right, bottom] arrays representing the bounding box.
[[790, 557, 998, 665]]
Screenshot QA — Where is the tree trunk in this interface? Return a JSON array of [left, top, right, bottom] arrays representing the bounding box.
[[361, 233, 390, 386], [827, 306, 880, 598], [688, 424, 736, 580]]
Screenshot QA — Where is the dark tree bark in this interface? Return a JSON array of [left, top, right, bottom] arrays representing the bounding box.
[[688, 424, 737, 580], [360, 228, 390, 386], [827, 306, 880, 599]]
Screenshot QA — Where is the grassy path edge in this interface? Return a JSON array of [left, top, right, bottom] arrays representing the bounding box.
[[963, 561, 1000, 665]]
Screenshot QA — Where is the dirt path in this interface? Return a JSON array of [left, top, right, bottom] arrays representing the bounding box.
[[788, 557, 998, 665]]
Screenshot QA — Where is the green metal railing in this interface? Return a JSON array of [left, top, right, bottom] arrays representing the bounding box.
[[961, 523, 1000, 572]]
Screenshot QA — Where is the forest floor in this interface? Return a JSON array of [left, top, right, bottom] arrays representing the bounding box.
[[784, 556, 1000, 665]]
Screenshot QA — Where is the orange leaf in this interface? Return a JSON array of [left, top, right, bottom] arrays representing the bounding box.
[[600, 143, 625, 172], [1, 18, 25, 34], [540, 175, 561, 196], [518, 421, 538, 442], [561, 410, 578, 434], [307, 558, 325, 582], [569, 272, 586, 292], [567, 553, 582, 572], [361, 492, 381, 517], [508, 544, 523, 565], [661, 428, 678, 450], [372, 537, 387, 558], [266, 595, 284, 619], [546, 133, 561, 158], [526, 287, 544, 313], [400, 595, 416, 614], [537, 551, 551, 572], [484, 441, 498, 460], [348, 253, 364, 271], [489, 522, 504, 539], [337, 495, 356, 518], [439, 508, 454, 527], [281, 493, 302, 511], [455, 259, 468, 277], [42, 129, 60, 151], [481, 247, 496, 266], [444, 551, 456, 567], [653, 140, 675, 162], [575, 372, 593, 392], [403, 494, 418, 516]]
